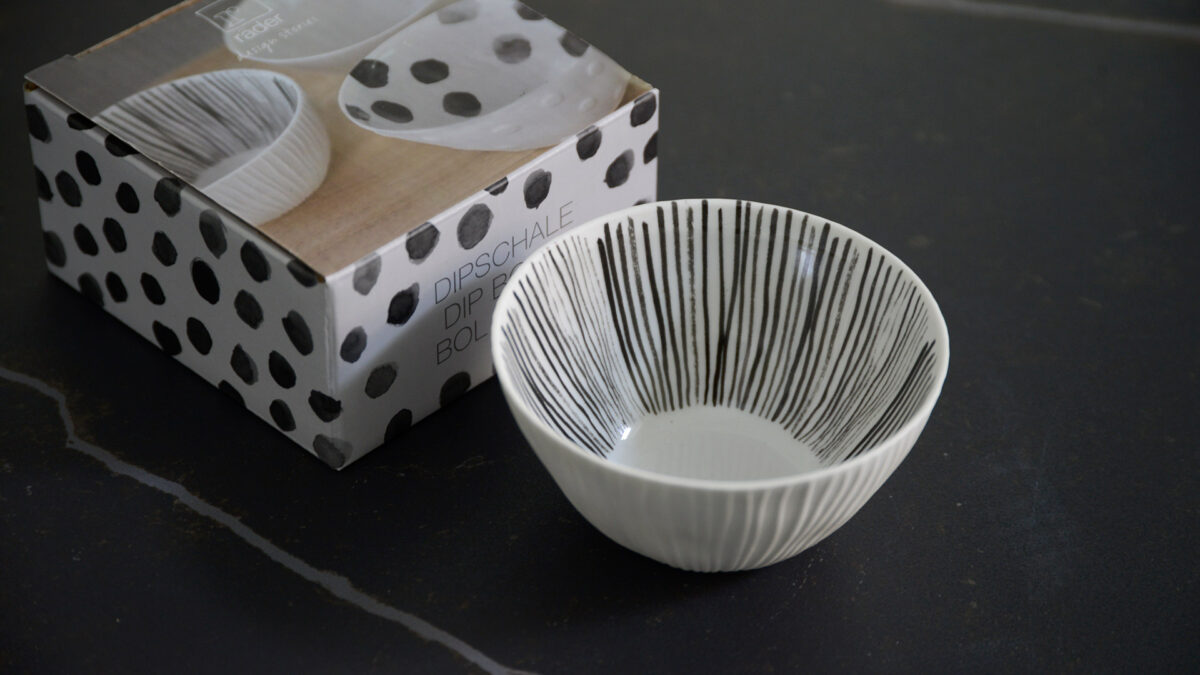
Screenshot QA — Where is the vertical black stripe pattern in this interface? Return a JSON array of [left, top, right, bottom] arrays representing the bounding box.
[[497, 201, 942, 465]]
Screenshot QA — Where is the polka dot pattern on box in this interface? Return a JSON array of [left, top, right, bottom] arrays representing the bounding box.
[[26, 93, 342, 467], [27, 72, 660, 468]]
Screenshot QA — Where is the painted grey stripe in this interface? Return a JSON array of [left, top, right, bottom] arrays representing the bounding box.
[[886, 0, 1200, 43], [0, 366, 527, 675]]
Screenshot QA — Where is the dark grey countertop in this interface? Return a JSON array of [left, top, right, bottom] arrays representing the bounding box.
[[2, 0, 1197, 671]]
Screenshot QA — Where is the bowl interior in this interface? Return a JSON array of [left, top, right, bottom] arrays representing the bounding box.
[[339, 0, 628, 137], [96, 70, 302, 188], [495, 201, 947, 482]]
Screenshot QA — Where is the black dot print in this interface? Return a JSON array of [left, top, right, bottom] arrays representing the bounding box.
[[186, 317, 213, 355], [73, 224, 99, 256], [440, 372, 471, 407], [286, 259, 319, 287], [75, 151, 101, 186], [140, 273, 166, 305], [154, 177, 184, 216], [631, 92, 657, 127], [457, 203, 492, 249], [35, 167, 52, 202], [26, 104, 50, 143], [437, 2, 478, 23], [350, 59, 389, 88], [268, 351, 296, 388], [406, 223, 439, 263], [576, 126, 601, 160], [384, 409, 413, 443], [240, 241, 270, 282], [230, 344, 258, 385], [283, 311, 313, 355], [116, 182, 140, 213], [634, 198, 652, 206], [559, 31, 589, 57], [191, 259, 221, 305], [443, 92, 482, 118], [199, 210, 227, 257], [485, 177, 508, 195], [605, 150, 635, 188], [312, 435, 350, 469], [55, 172, 82, 208], [43, 232, 66, 267], [339, 327, 367, 363], [102, 218, 127, 253], [269, 400, 296, 432], [494, 35, 531, 64], [78, 273, 103, 306], [644, 131, 658, 163], [152, 231, 177, 266], [105, 135, 136, 157], [102, 271, 126, 300], [371, 100, 413, 124], [152, 321, 181, 356], [234, 290, 264, 328], [410, 59, 449, 84], [523, 170, 551, 209], [308, 390, 343, 422], [353, 253, 382, 294], [346, 105, 370, 122], [516, 3, 543, 20], [218, 380, 244, 407], [387, 283, 420, 325], [67, 113, 95, 130], [365, 363, 397, 399], [105, 273, 128, 303]]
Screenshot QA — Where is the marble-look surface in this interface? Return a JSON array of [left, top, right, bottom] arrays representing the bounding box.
[[2, 0, 1197, 671]]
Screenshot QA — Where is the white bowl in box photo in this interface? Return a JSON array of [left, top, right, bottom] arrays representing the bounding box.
[[96, 69, 329, 226]]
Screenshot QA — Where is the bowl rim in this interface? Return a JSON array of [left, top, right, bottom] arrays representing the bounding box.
[[98, 68, 312, 191], [492, 198, 950, 492]]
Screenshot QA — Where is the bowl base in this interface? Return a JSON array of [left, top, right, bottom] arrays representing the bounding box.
[[608, 405, 824, 481]]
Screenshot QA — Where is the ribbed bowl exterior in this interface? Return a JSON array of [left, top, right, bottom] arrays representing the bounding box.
[[207, 99, 330, 226], [517, 413, 923, 571]]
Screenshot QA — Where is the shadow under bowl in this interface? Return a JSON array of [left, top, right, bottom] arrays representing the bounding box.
[[493, 199, 950, 571], [96, 69, 329, 226]]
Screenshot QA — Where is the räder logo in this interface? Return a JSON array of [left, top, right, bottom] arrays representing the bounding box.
[[196, 0, 273, 32]]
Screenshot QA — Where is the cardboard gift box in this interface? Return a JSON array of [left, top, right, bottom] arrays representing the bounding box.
[[25, 0, 659, 468]]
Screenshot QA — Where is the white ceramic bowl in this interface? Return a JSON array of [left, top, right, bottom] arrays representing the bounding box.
[[337, 0, 631, 151], [220, 0, 451, 70], [97, 69, 330, 226], [493, 199, 950, 571]]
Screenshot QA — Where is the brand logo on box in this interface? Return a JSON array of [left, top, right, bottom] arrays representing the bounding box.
[[196, 0, 272, 32]]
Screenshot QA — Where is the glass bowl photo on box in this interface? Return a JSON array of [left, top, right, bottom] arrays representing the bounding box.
[[337, 0, 631, 151]]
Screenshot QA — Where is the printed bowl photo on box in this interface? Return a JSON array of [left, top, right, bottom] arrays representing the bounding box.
[[219, 0, 453, 70], [493, 199, 950, 571], [338, 0, 631, 151], [96, 69, 330, 226]]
